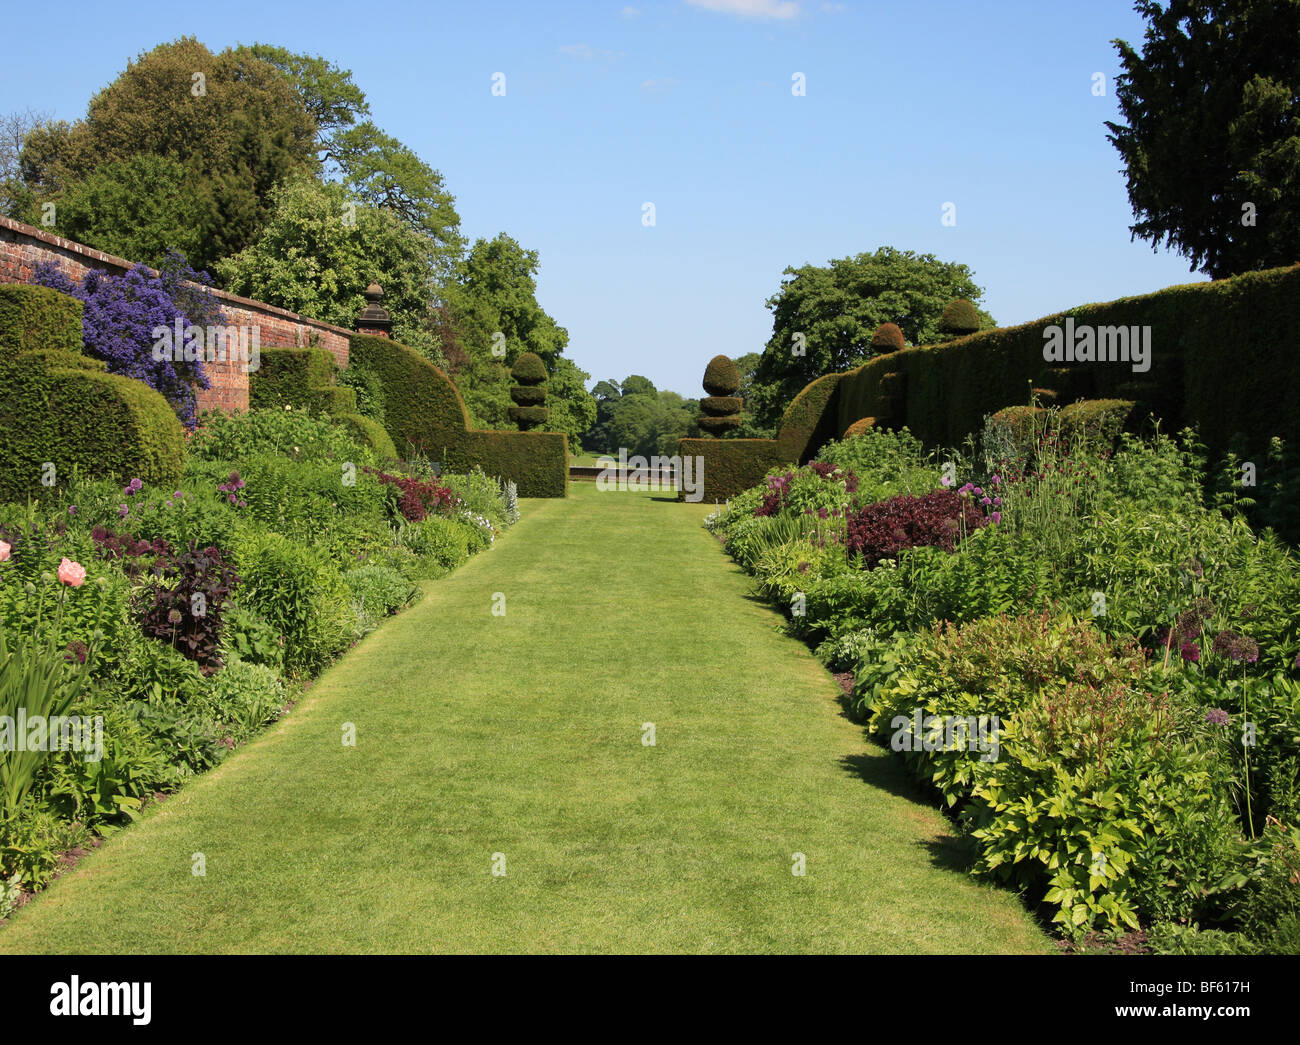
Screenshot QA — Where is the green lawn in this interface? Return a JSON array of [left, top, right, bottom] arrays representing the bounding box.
[[0, 484, 1050, 953]]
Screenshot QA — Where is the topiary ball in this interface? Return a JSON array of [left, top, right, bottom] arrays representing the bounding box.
[[938, 299, 981, 336], [702, 354, 741, 396], [511, 351, 548, 385], [871, 323, 905, 353]]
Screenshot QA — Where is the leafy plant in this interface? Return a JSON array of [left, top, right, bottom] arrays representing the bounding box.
[[137, 543, 238, 672]]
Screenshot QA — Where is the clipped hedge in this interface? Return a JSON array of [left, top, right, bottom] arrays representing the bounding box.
[[448, 429, 568, 498], [683, 264, 1300, 504], [0, 287, 184, 501], [349, 333, 567, 497], [938, 298, 981, 337], [335, 413, 397, 459], [677, 438, 785, 503], [312, 385, 358, 416], [0, 284, 83, 355], [1058, 398, 1138, 449], [700, 396, 743, 416], [680, 371, 843, 501], [834, 263, 1300, 462], [251, 344, 397, 464], [249, 347, 337, 411], [510, 385, 546, 405]]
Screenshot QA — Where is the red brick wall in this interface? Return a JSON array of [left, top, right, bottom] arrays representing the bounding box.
[[0, 216, 353, 414]]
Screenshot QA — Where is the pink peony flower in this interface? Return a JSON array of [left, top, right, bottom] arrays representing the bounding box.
[[0, 540, 10, 562], [57, 557, 86, 587]]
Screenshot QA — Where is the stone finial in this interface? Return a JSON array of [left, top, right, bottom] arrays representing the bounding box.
[[356, 281, 392, 338]]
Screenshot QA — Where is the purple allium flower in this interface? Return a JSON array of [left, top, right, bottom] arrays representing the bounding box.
[[973, 487, 983, 497], [990, 511, 1002, 524], [67, 505, 77, 516], [118, 504, 129, 518], [991, 474, 1001, 485], [1205, 708, 1230, 726], [992, 496, 1001, 506], [167, 608, 183, 625], [1211, 630, 1258, 663], [980, 496, 992, 506], [1181, 642, 1200, 663], [940, 475, 953, 487]]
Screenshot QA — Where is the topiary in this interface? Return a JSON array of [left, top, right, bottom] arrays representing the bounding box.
[[937, 299, 981, 338], [508, 352, 548, 430], [699, 355, 743, 436], [844, 416, 876, 438], [871, 323, 905, 353], [702, 354, 741, 396]]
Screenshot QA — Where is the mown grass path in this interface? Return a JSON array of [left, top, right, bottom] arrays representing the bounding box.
[[0, 485, 1049, 953]]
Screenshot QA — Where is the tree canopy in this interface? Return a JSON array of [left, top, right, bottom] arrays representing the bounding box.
[[582, 376, 701, 459], [16, 37, 317, 269], [747, 247, 994, 429], [1106, 0, 1300, 279]]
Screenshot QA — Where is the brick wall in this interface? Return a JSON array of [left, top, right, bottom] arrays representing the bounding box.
[[0, 215, 353, 414]]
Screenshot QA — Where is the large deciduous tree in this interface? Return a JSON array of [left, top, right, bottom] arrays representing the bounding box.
[[17, 37, 316, 269], [1106, 0, 1300, 278], [216, 178, 444, 360], [748, 247, 993, 430]]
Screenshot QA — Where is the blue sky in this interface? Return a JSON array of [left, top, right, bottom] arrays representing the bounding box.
[[1, 0, 1202, 394]]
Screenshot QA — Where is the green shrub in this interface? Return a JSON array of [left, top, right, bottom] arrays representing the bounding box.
[[508, 353, 549, 431], [400, 517, 471, 572], [509, 385, 547, 406], [510, 351, 547, 384], [507, 404, 549, 429], [230, 455, 392, 542], [703, 355, 741, 395], [234, 529, 355, 677], [816, 427, 937, 503], [189, 407, 374, 466], [344, 563, 417, 633], [218, 600, 285, 671], [312, 385, 358, 416], [863, 612, 1239, 934], [442, 467, 510, 528], [337, 360, 388, 424], [1058, 398, 1137, 450], [333, 413, 397, 459], [196, 659, 287, 745], [0, 798, 91, 891]]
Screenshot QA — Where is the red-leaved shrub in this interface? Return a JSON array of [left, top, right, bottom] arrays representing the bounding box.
[[363, 468, 455, 522], [846, 489, 987, 568]]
